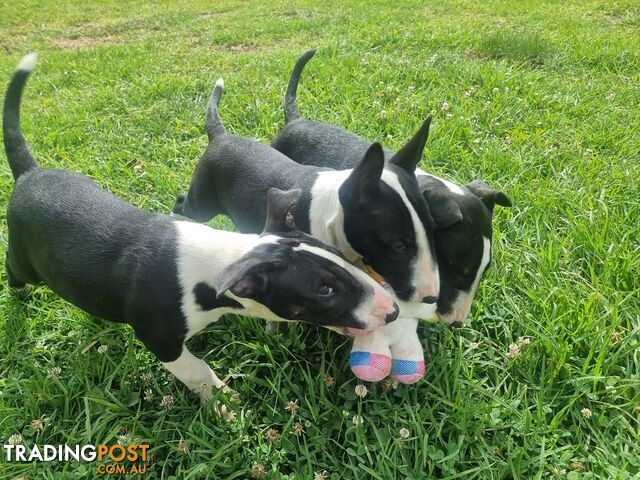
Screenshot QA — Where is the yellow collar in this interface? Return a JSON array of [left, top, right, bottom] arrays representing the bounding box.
[[360, 261, 387, 286]]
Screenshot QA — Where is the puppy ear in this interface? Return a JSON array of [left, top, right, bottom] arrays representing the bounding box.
[[465, 180, 512, 210], [340, 142, 384, 203], [388, 116, 432, 173], [423, 190, 464, 229], [263, 188, 302, 233], [214, 255, 271, 299]]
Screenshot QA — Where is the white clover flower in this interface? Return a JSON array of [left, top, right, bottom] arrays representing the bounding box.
[[292, 421, 305, 437], [30, 416, 48, 432], [285, 399, 300, 413], [507, 343, 520, 359], [355, 384, 368, 398], [399, 428, 410, 439], [159, 395, 174, 409], [177, 438, 188, 454]]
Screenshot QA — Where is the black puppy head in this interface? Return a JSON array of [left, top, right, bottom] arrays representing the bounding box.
[[421, 177, 511, 326], [213, 235, 399, 333], [338, 135, 440, 303], [214, 187, 398, 332]]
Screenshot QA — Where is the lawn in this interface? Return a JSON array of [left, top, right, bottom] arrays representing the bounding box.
[[0, 0, 639, 478]]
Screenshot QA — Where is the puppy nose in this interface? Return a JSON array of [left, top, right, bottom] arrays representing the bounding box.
[[422, 296, 438, 304], [385, 303, 400, 324]]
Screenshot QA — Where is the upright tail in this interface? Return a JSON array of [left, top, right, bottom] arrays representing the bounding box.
[[3, 53, 39, 179], [205, 78, 227, 141], [284, 48, 316, 124]]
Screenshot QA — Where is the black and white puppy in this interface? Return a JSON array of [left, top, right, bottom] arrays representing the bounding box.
[[3, 54, 399, 399], [174, 78, 440, 308], [271, 49, 512, 326]]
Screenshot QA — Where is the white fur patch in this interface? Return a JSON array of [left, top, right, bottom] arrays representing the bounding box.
[[381, 169, 439, 301], [396, 298, 438, 321], [415, 168, 465, 196], [162, 347, 225, 398], [215, 77, 224, 89], [174, 221, 282, 337], [308, 170, 358, 260], [17, 53, 37, 72]]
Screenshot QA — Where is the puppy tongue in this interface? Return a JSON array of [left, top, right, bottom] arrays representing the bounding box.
[[347, 327, 368, 336]]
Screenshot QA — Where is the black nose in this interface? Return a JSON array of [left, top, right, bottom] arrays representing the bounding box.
[[422, 296, 438, 304], [385, 303, 400, 324]]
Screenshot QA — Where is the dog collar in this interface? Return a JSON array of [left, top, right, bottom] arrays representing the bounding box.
[[358, 259, 387, 286]]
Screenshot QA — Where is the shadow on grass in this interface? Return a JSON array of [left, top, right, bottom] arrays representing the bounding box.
[[479, 29, 551, 64]]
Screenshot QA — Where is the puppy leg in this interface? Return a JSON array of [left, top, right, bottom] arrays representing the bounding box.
[[162, 346, 225, 399], [5, 249, 26, 289], [172, 194, 187, 215], [172, 164, 220, 222]]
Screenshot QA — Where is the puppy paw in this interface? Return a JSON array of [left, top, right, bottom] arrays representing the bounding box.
[[391, 359, 425, 384], [350, 351, 392, 382], [265, 321, 279, 334], [172, 193, 186, 215]]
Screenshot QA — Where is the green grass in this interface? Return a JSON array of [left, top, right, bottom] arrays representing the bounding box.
[[1, 0, 639, 478]]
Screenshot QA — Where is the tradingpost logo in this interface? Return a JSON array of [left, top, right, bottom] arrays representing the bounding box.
[[3, 442, 151, 475]]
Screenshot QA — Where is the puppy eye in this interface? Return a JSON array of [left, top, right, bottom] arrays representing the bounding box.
[[318, 285, 335, 296], [392, 240, 407, 252]]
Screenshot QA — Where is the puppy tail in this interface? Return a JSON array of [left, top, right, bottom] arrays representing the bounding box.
[[205, 78, 227, 141], [284, 48, 316, 124], [3, 53, 40, 180]]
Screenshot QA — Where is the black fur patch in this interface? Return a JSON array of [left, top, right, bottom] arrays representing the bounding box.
[[418, 175, 493, 315], [193, 282, 242, 311]]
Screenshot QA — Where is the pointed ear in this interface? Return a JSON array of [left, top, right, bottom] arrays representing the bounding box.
[[213, 256, 270, 299], [423, 190, 464, 229], [339, 142, 384, 203], [388, 116, 432, 173], [465, 180, 512, 210], [263, 188, 302, 233]]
